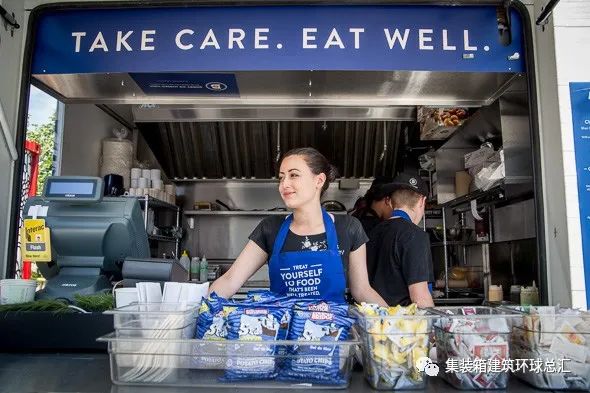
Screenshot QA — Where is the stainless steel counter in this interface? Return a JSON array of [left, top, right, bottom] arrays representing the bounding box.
[[0, 353, 545, 393]]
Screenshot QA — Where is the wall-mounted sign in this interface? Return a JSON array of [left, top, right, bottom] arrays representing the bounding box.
[[569, 82, 590, 307], [32, 5, 524, 74], [130, 73, 239, 97]]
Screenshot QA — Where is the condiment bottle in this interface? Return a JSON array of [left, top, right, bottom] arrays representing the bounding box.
[[520, 281, 539, 306], [488, 284, 503, 302], [191, 257, 200, 281], [199, 256, 208, 282], [179, 250, 190, 272], [510, 285, 521, 304]]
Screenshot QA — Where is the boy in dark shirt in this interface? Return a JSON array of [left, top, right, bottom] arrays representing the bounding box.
[[367, 173, 435, 307]]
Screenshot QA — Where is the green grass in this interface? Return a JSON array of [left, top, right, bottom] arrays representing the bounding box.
[[73, 293, 115, 312], [0, 299, 70, 312], [0, 293, 115, 313]]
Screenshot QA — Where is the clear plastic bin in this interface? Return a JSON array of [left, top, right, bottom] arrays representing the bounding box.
[[509, 307, 590, 391], [432, 306, 522, 390], [114, 320, 196, 340], [352, 308, 436, 390], [97, 333, 359, 389], [105, 303, 199, 330]]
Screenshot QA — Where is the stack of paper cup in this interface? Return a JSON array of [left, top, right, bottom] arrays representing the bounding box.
[[138, 177, 149, 189], [164, 184, 176, 205], [164, 184, 176, 195], [150, 169, 161, 181], [130, 168, 141, 189], [152, 179, 163, 190]]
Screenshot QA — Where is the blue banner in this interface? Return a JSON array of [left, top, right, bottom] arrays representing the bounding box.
[[32, 5, 524, 74], [570, 82, 590, 307], [130, 73, 239, 96]]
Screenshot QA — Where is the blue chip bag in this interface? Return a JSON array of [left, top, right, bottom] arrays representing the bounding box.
[[195, 293, 236, 340], [279, 309, 354, 385], [294, 300, 350, 317], [193, 294, 237, 369], [221, 306, 288, 381], [245, 290, 278, 302]]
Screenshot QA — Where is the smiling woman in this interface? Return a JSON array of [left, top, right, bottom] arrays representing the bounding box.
[[209, 147, 387, 306]]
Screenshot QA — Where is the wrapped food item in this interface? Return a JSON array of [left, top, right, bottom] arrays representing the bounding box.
[[511, 306, 590, 390], [355, 303, 433, 390], [294, 300, 350, 316], [279, 309, 354, 385], [192, 295, 237, 369], [222, 306, 288, 381], [418, 107, 469, 140], [194, 294, 236, 340], [433, 306, 516, 390]]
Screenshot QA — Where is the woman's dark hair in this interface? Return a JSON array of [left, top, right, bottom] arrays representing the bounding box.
[[280, 147, 338, 196], [351, 176, 394, 218]]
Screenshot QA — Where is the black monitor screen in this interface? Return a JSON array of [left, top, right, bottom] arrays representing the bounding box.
[[47, 180, 96, 197]]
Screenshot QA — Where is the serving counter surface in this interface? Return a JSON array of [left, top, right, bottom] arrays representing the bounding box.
[[0, 352, 544, 393]]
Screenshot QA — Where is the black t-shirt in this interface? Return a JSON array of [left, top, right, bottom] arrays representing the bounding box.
[[367, 218, 434, 306], [248, 214, 368, 272], [357, 209, 383, 237]]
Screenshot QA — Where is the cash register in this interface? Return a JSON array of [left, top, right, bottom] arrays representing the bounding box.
[[23, 176, 184, 301]]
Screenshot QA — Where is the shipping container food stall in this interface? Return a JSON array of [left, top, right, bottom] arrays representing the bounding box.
[[16, 2, 543, 306], [0, 2, 564, 388], [1, 0, 573, 391]]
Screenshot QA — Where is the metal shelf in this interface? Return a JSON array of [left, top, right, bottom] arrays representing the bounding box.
[[147, 234, 177, 242], [122, 195, 179, 211], [184, 210, 348, 216], [431, 241, 488, 247], [438, 184, 505, 209]]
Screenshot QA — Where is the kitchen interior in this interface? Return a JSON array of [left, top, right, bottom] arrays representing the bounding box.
[[34, 68, 540, 306]]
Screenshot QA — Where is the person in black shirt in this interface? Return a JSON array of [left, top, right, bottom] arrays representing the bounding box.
[[367, 173, 435, 307], [210, 147, 386, 305], [351, 176, 394, 236]]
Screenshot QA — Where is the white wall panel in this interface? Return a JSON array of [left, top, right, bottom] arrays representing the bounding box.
[[0, 0, 25, 278], [533, 0, 573, 307], [60, 104, 120, 177], [554, 28, 590, 86], [551, 0, 590, 308], [553, 0, 590, 27], [572, 290, 588, 310]]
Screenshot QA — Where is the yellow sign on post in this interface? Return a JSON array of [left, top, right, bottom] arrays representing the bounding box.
[[21, 218, 52, 262]]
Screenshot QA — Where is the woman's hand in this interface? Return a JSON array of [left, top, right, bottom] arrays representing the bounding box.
[[348, 244, 388, 307], [208, 241, 268, 299]]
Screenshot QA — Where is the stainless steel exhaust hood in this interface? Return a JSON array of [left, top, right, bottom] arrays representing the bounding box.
[[139, 120, 409, 180], [34, 70, 520, 111]]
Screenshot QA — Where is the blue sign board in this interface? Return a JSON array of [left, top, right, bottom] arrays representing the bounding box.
[[570, 82, 590, 306], [130, 73, 239, 96], [32, 5, 524, 74]]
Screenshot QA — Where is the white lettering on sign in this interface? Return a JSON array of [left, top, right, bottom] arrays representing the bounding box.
[[72, 32, 86, 53], [464, 29, 477, 51], [442, 29, 456, 51], [228, 28, 246, 49], [200, 29, 221, 49], [349, 28, 364, 49], [419, 29, 434, 50], [324, 28, 344, 49], [89, 32, 108, 52], [303, 28, 317, 49], [141, 30, 156, 51], [68, 27, 484, 53], [254, 28, 269, 49], [384, 28, 410, 50], [116, 31, 133, 51], [176, 29, 194, 50]]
